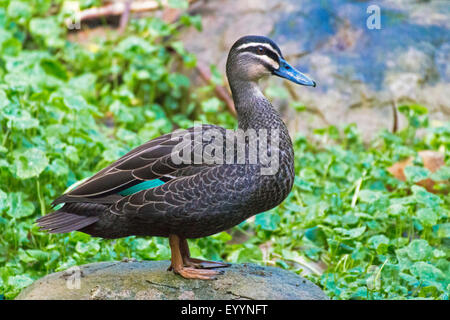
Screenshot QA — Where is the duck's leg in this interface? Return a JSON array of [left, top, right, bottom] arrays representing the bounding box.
[[180, 238, 230, 269], [168, 234, 221, 280]]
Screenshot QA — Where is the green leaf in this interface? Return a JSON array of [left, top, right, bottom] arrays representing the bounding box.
[[7, 1, 32, 23], [170, 41, 185, 55], [102, 146, 126, 162], [2, 107, 39, 130], [40, 58, 68, 81], [411, 185, 442, 208], [433, 223, 450, 238], [358, 190, 383, 204], [211, 231, 232, 242], [68, 73, 97, 95], [1, 37, 21, 56], [404, 165, 430, 183], [48, 159, 69, 177], [406, 239, 433, 261], [304, 226, 327, 246], [24, 249, 51, 262], [0, 89, 10, 108], [294, 177, 314, 191], [329, 162, 349, 178], [64, 145, 80, 163], [396, 247, 413, 271], [62, 91, 90, 111], [335, 226, 366, 239], [0, 189, 7, 212], [291, 102, 306, 112], [168, 0, 189, 9], [410, 261, 445, 282], [388, 203, 408, 216], [13, 148, 48, 179], [168, 73, 190, 88], [180, 14, 202, 31], [201, 98, 221, 113], [235, 245, 263, 263], [430, 166, 450, 181], [29, 17, 61, 44], [134, 238, 152, 252], [254, 211, 280, 231], [416, 208, 438, 226], [116, 128, 138, 143], [18, 248, 38, 263], [75, 241, 100, 256], [398, 104, 428, 115], [7, 275, 34, 290], [368, 235, 389, 249], [5, 192, 35, 218], [116, 36, 157, 55], [110, 100, 134, 123]]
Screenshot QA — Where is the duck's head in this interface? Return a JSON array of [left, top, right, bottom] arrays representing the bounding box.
[[226, 35, 316, 87]]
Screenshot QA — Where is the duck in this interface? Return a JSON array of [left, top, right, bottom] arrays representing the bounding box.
[[36, 35, 316, 280]]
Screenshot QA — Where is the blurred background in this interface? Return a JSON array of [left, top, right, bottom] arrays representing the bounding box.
[[0, 0, 448, 300], [182, 0, 449, 141]]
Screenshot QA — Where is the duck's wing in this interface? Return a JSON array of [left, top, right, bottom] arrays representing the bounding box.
[[52, 124, 224, 205]]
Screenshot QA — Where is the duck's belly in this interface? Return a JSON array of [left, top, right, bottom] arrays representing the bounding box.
[[129, 186, 291, 239], [91, 200, 279, 240], [148, 209, 251, 239]]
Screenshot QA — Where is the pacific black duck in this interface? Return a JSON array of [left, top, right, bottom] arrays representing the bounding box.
[[37, 35, 316, 280]]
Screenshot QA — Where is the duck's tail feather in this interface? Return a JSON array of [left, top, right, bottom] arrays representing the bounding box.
[[36, 203, 104, 234], [37, 211, 99, 234]]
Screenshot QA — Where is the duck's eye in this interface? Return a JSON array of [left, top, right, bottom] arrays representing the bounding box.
[[257, 46, 264, 54]]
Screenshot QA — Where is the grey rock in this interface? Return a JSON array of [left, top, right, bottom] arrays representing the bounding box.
[[16, 261, 328, 300]]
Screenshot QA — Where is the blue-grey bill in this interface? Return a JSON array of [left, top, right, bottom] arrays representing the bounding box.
[[273, 58, 316, 87]]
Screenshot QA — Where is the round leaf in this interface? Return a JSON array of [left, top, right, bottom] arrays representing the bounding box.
[[6, 192, 35, 218], [13, 148, 48, 179], [406, 239, 432, 261], [404, 165, 430, 183]]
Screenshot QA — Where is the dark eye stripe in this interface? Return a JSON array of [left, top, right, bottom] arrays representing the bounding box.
[[237, 46, 280, 66]]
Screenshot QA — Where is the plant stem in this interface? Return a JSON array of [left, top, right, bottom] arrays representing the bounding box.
[[36, 180, 46, 216]]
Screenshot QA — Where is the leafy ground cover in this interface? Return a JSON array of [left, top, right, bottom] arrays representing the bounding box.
[[0, 0, 449, 300]]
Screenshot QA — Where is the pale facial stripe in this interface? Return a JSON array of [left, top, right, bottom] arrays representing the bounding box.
[[236, 42, 281, 59], [254, 54, 279, 69], [241, 52, 280, 70]]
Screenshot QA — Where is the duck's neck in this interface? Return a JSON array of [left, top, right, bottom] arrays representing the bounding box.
[[229, 78, 295, 185], [229, 79, 285, 131]]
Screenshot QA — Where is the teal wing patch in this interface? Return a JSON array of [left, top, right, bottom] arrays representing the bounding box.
[[118, 179, 165, 196]]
